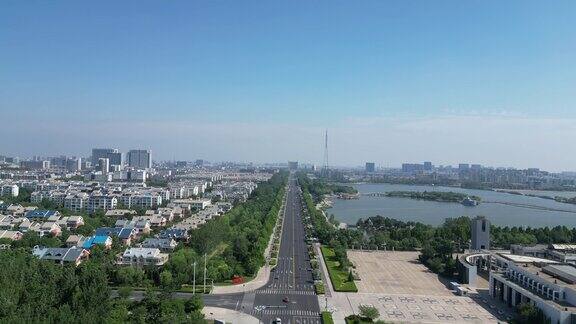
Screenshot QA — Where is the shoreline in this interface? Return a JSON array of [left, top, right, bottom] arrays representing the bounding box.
[[345, 181, 576, 194], [326, 183, 576, 228]]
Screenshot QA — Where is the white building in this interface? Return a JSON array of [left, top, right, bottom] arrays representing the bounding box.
[[0, 184, 19, 197], [87, 195, 118, 213], [489, 253, 576, 323], [117, 247, 168, 266]]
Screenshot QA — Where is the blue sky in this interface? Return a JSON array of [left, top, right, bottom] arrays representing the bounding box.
[[1, 1, 576, 170]]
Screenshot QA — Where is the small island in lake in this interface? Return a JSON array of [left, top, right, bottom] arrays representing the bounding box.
[[385, 191, 481, 205]]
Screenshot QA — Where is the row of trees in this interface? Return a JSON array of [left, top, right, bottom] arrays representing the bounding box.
[[298, 173, 341, 244], [298, 173, 356, 274], [185, 171, 288, 282]]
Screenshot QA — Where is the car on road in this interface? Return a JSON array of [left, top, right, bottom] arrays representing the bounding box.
[[273, 318, 282, 324], [282, 297, 290, 303]]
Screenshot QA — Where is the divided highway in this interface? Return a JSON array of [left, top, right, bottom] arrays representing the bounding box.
[[204, 174, 321, 324]]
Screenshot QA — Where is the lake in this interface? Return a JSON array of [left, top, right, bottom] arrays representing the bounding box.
[[328, 183, 576, 227]]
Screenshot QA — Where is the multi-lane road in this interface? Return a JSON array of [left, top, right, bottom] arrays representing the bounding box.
[[204, 174, 321, 324]]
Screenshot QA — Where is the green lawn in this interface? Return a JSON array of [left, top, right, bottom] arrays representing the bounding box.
[[179, 284, 213, 293], [320, 246, 358, 292], [322, 311, 334, 324]]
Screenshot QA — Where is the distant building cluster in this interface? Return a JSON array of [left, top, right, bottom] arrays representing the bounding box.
[[345, 161, 576, 190]]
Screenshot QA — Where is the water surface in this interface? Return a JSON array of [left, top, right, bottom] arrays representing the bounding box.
[[329, 183, 576, 227]]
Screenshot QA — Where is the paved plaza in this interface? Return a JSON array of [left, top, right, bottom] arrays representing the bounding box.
[[348, 250, 453, 296], [343, 293, 498, 323], [323, 251, 502, 323]]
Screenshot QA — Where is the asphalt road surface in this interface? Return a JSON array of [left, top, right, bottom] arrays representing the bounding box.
[[204, 174, 321, 324]]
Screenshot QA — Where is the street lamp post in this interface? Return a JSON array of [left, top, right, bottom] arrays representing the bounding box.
[[203, 253, 207, 294], [193, 261, 196, 295]]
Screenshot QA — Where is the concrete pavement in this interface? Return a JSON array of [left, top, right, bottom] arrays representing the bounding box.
[[203, 306, 260, 324], [212, 265, 272, 294]]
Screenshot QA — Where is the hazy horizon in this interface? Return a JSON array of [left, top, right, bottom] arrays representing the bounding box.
[[2, 1, 575, 171]]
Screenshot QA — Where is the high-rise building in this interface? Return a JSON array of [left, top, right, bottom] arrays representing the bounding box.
[[20, 160, 50, 170], [106, 152, 123, 169], [365, 162, 375, 173], [459, 163, 470, 171], [127, 150, 152, 169], [66, 157, 82, 172], [423, 161, 433, 171], [50, 156, 68, 169], [471, 216, 490, 250], [98, 158, 110, 175], [471, 164, 482, 171], [92, 148, 118, 166]]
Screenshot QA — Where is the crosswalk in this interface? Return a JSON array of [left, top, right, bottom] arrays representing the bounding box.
[[252, 309, 319, 317], [265, 284, 315, 290], [258, 289, 315, 295], [294, 317, 321, 324]]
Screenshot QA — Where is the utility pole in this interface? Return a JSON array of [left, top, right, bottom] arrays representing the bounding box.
[[203, 253, 207, 293], [193, 261, 196, 295]]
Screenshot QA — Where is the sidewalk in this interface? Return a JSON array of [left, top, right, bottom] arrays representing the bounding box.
[[314, 243, 334, 297], [315, 243, 353, 324], [203, 306, 259, 324], [212, 265, 271, 294]]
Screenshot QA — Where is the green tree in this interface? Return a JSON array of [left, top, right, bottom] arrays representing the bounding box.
[[185, 295, 204, 313], [358, 305, 380, 321], [515, 303, 549, 324], [118, 286, 133, 300], [160, 270, 174, 291], [348, 270, 354, 282]]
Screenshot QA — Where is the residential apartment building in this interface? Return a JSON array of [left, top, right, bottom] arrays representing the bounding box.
[[117, 247, 168, 266], [127, 150, 152, 169]]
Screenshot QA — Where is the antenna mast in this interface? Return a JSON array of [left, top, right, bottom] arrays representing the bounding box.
[[322, 129, 329, 177]]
